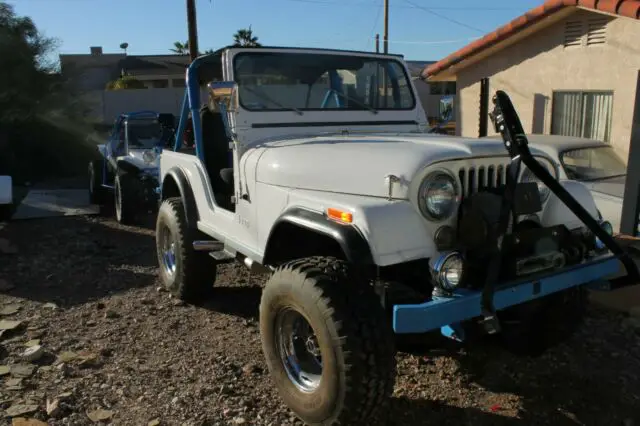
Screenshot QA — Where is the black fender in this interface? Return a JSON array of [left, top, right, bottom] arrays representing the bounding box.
[[115, 158, 143, 176], [161, 167, 199, 228], [263, 207, 375, 266]]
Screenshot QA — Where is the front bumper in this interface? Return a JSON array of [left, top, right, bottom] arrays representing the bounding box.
[[392, 254, 621, 334]]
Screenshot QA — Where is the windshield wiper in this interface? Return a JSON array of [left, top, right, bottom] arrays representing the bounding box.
[[331, 90, 378, 114], [242, 86, 304, 115]]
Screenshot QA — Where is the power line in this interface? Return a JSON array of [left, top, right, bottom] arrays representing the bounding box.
[[272, 0, 522, 11], [399, 0, 487, 33], [366, 0, 383, 50]]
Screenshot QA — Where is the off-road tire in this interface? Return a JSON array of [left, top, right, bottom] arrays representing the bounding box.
[[260, 256, 396, 426], [155, 197, 216, 302], [498, 286, 587, 357], [88, 160, 105, 205], [114, 173, 136, 224]]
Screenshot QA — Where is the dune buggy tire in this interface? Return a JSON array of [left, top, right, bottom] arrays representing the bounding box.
[[259, 256, 396, 426], [114, 173, 136, 224], [498, 286, 587, 357], [155, 197, 216, 303], [88, 161, 105, 205]]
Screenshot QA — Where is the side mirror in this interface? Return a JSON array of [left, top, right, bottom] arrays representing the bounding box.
[[207, 81, 238, 113]]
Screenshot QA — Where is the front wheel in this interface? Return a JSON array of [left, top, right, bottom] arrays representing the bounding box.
[[260, 257, 396, 425], [155, 197, 217, 302]]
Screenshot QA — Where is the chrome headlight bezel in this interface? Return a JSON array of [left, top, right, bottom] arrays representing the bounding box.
[[418, 170, 460, 222], [142, 149, 158, 164], [430, 251, 465, 292], [520, 157, 558, 204]]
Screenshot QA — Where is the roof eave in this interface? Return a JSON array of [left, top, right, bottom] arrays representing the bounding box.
[[423, 5, 578, 80]]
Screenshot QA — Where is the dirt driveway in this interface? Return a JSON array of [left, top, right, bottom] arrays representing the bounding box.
[[0, 211, 639, 425]]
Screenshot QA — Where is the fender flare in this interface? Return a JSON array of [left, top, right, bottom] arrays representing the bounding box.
[[115, 158, 142, 176], [264, 207, 375, 265], [161, 167, 199, 228]]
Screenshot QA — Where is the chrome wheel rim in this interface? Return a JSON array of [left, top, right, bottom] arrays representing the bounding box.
[[275, 308, 322, 393], [159, 224, 177, 277]]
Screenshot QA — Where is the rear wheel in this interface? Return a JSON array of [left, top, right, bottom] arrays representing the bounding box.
[[88, 161, 105, 205], [260, 257, 396, 425], [156, 197, 216, 302]]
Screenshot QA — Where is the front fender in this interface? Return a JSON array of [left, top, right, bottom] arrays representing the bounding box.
[[541, 180, 600, 230], [265, 188, 437, 267], [160, 167, 199, 228]]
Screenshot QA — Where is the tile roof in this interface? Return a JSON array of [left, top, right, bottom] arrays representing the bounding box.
[[423, 0, 640, 79]]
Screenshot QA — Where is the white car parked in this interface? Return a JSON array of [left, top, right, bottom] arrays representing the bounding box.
[[485, 134, 630, 234]]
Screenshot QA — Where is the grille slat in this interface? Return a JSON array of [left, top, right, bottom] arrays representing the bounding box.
[[458, 161, 509, 197]]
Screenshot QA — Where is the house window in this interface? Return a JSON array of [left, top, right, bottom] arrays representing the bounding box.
[[429, 81, 456, 95], [551, 91, 613, 142], [172, 79, 185, 88], [149, 79, 169, 89]]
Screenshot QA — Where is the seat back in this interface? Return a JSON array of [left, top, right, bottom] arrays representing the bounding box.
[[200, 106, 233, 197]]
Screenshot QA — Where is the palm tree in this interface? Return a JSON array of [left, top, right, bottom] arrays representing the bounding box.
[[170, 41, 189, 55], [232, 26, 261, 47]]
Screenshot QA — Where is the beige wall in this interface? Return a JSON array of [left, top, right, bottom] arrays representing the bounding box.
[[456, 9, 640, 159]]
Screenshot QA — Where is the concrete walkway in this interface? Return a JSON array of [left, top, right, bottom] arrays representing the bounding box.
[[11, 188, 98, 220]]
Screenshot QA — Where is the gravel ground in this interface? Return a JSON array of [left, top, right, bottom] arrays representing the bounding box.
[[0, 208, 639, 426]]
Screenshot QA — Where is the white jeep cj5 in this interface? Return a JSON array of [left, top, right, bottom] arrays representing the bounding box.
[[154, 46, 638, 425]]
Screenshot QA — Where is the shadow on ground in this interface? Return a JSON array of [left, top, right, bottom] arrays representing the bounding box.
[[0, 214, 157, 307], [388, 318, 640, 426]]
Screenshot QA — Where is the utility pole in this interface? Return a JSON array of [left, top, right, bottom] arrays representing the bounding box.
[[383, 0, 389, 53], [186, 0, 199, 62], [375, 34, 380, 53]]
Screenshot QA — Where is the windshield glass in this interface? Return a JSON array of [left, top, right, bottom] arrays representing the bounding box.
[[233, 51, 415, 112], [127, 119, 165, 149], [560, 145, 627, 181]]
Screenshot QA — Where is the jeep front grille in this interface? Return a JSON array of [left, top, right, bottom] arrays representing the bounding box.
[[458, 162, 510, 197]]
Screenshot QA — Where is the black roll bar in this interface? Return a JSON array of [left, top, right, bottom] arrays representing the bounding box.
[[478, 90, 639, 329]]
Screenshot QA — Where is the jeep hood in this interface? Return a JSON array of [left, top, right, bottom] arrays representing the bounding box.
[[582, 176, 625, 199], [255, 133, 519, 199]]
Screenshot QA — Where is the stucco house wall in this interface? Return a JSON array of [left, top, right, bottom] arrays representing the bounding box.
[[455, 8, 640, 159]]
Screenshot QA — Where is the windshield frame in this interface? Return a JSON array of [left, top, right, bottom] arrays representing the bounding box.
[[559, 145, 627, 181], [231, 51, 416, 113], [126, 118, 165, 151]]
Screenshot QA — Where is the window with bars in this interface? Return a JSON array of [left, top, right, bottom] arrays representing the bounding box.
[[551, 91, 614, 142]]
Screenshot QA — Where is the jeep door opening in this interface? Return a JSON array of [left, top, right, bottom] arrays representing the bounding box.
[[154, 46, 639, 426]]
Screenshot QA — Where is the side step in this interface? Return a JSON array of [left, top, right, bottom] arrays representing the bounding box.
[[193, 240, 223, 251], [209, 250, 236, 263]]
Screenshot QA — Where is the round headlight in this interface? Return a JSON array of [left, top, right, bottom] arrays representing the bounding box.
[[432, 251, 465, 291], [418, 172, 459, 221], [142, 150, 157, 164], [521, 167, 549, 203]]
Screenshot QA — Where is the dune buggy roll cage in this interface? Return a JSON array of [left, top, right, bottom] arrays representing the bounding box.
[[480, 90, 640, 331]]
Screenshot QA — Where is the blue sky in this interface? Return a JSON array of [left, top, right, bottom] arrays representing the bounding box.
[[10, 0, 541, 61]]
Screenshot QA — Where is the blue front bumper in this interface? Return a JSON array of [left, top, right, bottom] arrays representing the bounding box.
[[392, 255, 621, 334]]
